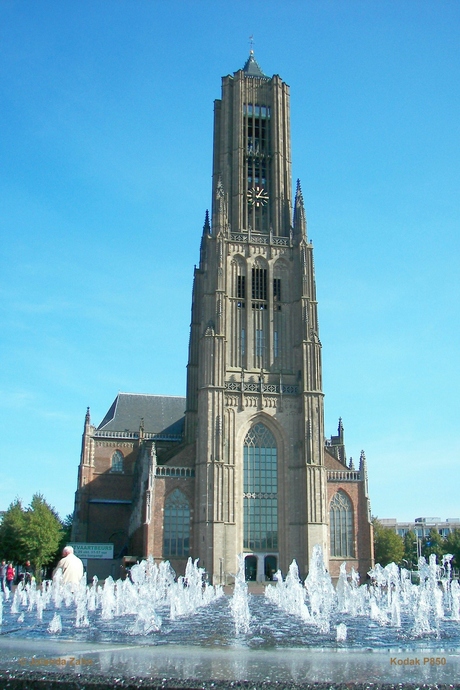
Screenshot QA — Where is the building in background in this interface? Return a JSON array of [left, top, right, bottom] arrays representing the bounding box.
[[380, 517, 460, 539], [72, 53, 374, 583]]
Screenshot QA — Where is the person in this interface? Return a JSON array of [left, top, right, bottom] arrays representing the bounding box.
[[53, 546, 84, 586], [6, 563, 15, 591], [24, 560, 33, 585], [0, 560, 6, 593]]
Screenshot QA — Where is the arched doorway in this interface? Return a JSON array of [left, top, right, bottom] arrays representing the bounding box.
[[264, 555, 277, 581], [244, 555, 257, 581]]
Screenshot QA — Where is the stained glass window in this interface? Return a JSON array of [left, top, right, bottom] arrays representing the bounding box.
[[111, 450, 124, 473], [330, 490, 354, 557], [164, 489, 190, 557], [243, 423, 278, 551]]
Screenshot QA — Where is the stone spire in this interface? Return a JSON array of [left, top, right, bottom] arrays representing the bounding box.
[[200, 210, 211, 268], [293, 179, 307, 238], [203, 209, 211, 236]]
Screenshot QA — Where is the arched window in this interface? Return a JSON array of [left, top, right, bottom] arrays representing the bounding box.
[[273, 259, 289, 369], [330, 490, 354, 557], [111, 450, 124, 473], [163, 489, 190, 558], [230, 257, 246, 368], [251, 259, 268, 369], [243, 423, 278, 551]]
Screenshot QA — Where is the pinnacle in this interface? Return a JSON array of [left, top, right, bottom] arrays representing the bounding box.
[[203, 209, 210, 235], [242, 52, 266, 78]]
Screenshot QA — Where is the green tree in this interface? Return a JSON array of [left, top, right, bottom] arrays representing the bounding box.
[[402, 529, 418, 570], [444, 529, 460, 570], [61, 514, 73, 543], [23, 494, 63, 580], [0, 499, 26, 563], [422, 527, 445, 561], [372, 517, 404, 566], [57, 513, 73, 556]]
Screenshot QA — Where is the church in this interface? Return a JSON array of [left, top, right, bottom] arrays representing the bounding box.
[[72, 53, 374, 583]]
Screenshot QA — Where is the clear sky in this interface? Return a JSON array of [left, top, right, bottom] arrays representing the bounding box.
[[1, 0, 459, 524]]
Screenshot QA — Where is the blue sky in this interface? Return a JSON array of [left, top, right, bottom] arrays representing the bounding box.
[[1, 0, 459, 523]]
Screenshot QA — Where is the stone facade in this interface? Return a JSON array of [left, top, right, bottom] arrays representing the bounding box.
[[72, 53, 374, 583]]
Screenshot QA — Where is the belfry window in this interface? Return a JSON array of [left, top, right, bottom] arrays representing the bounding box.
[[231, 258, 247, 368], [237, 275, 246, 308], [163, 489, 190, 558], [237, 275, 246, 299], [244, 103, 270, 233], [243, 103, 271, 118], [330, 490, 354, 557], [251, 264, 268, 367], [252, 268, 267, 302], [111, 450, 124, 473], [243, 423, 278, 551]]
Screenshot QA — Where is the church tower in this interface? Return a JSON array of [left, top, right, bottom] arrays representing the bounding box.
[[185, 53, 328, 582], [71, 52, 373, 585]]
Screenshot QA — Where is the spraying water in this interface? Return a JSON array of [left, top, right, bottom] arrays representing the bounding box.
[[229, 554, 250, 634], [1, 547, 460, 649]]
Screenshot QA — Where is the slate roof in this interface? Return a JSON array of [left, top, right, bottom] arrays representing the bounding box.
[[242, 52, 267, 78], [97, 393, 185, 436]]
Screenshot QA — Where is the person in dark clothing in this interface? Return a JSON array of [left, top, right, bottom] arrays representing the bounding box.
[[24, 560, 33, 585], [0, 560, 6, 593]]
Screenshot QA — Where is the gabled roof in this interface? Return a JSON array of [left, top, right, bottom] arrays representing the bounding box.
[[97, 393, 185, 436], [242, 52, 266, 78]]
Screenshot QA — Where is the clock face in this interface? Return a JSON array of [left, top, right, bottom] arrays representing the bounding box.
[[247, 186, 269, 207]]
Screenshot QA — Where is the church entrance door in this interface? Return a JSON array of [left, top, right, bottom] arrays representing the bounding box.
[[244, 555, 257, 581]]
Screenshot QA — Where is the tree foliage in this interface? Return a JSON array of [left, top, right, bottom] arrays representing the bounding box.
[[444, 529, 460, 569], [0, 499, 26, 563], [372, 518, 404, 566], [0, 494, 63, 580], [23, 494, 63, 578], [422, 527, 445, 561], [58, 513, 73, 553], [402, 529, 418, 569]]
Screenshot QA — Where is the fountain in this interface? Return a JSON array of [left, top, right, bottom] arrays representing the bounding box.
[[229, 554, 251, 634], [1, 550, 460, 688]]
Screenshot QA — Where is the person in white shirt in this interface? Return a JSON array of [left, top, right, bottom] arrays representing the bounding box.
[[53, 545, 84, 585]]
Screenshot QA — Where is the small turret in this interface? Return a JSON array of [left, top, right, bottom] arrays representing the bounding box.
[[327, 417, 347, 465], [337, 417, 344, 440]]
